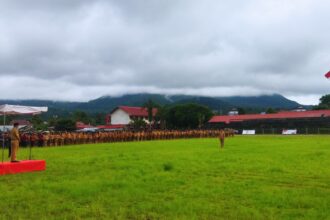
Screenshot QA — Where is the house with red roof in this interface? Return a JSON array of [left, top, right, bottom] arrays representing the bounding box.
[[110, 106, 158, 125], [76, 121, 93, 129]]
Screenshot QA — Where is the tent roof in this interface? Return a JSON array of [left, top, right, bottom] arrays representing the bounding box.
[[0, 104, 48, 115]]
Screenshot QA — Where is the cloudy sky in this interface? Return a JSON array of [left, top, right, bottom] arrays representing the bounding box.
[[0, 0, 329, 104]]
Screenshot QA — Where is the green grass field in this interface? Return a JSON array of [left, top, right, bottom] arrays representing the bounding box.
[[0, 136, 329, 220]]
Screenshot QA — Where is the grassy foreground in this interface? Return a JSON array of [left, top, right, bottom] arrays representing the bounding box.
[[0, 136, 329, 220]]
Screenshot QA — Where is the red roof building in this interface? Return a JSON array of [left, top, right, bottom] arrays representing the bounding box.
[[76, 121, 93, 129], [209, 110, 330, 124], [209, 110, 330, 129], [96, 124, 125, 130], [110, 106, 158, 125], [111, 106, 158, 117]]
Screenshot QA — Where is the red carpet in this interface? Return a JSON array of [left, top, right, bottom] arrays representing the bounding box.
[[0, 160, 46, 175]]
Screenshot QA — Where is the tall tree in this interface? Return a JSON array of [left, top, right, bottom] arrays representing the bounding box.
[[314, 94, 330, 109], [143, 99, 158, 125], [31, 115, 47, 130], [166, 103, 213, 129], [266, 107, 277, 114], [129, 118, 147, 130], [155, 105, 168, 129], [93, 112, 106, 125], [237, 107, 246, 115], [320, 94, 330, 107], [72, 111, 90, 124], [55, 119, 76, 131]]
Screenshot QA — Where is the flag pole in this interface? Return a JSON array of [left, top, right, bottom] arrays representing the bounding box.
[[2, 112, 5, 163], [29, 133, 32, 160]]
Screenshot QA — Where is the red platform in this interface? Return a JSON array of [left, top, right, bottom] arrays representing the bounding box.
[[0, 160, 46, 175]]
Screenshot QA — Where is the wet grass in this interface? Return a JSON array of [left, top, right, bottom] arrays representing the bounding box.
[[0, 135, 329, 219]]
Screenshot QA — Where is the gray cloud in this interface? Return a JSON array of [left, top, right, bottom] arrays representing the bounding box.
[[0, 0, 329, 104]]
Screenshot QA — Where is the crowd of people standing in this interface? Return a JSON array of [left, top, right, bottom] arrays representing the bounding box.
[[1, 129, 235, 148]]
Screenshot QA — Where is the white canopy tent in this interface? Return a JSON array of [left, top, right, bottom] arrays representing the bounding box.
[[0, 104, 48, 162]]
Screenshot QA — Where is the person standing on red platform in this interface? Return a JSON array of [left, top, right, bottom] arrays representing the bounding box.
[[10, 123, 20, 162]]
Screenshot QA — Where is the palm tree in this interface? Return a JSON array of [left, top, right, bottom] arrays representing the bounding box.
[[143, 99, 158, 130], [155, 105, 168, 130]]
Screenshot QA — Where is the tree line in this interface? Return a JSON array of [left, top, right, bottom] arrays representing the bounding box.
[[131, 101, 214, 130], [314, 94, 330, 110], [8, 102, 214, 131], [6, 94, 330, 131]]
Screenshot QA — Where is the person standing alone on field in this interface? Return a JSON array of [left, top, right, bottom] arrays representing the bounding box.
[[219, 129, 225, 149], [10, 123, 20, 162]]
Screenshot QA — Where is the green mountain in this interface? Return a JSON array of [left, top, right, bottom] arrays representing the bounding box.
[[0, 93, 304, 117], [77, 94, 172, 112], [219, 94, 301, 109], [172, 96, 234, 113]]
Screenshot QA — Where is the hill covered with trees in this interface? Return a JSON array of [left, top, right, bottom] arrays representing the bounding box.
[[0, 93, 304, 118]]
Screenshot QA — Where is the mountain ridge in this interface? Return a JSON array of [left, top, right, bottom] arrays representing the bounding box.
[[0, 93, 306, 117]]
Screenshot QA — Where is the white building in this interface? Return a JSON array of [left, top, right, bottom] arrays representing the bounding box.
[[292, 106, 307, 112], [110, 106, 157, 125], [0, 125, 26, 132], [228, 108, 239, 115]]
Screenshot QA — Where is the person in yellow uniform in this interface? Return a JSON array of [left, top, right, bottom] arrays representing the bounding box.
[[53, 132, 58, 147], [71, 132, 75, 145], [43, 132, 49, 147], [219, 129, 225, 149], [10, 123, 20, 162], [48, 132, 54, 146], [82, 132, 87, 144]]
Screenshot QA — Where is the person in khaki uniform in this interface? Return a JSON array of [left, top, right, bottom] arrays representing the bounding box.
[[219, 129, 225, 149], [79, 132, 85, 144], [101, 132, 106, 143], [67, 132, 72, 145], [48, 132, 53, 146], [60, 132, 65, 146], [10, 123, 20, 162], [43, 132, 49, 147], [72, 132, 77, 145], [53, 132, 58, 146], [82, 132, 87, 144]]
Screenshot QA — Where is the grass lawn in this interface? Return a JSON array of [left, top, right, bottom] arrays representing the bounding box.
[[0, 135, 329, 220]]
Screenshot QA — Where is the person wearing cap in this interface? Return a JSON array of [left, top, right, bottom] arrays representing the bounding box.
[[10, 122, 20, 162]]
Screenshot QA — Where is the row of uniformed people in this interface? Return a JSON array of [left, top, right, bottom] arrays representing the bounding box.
[[1, 129, 235, 147]]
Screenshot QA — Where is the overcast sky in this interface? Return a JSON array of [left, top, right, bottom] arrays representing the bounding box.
[[0, 0, 329, 104]]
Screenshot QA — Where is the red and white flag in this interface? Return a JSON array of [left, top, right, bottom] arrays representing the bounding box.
[[325, 71, 330, 78]]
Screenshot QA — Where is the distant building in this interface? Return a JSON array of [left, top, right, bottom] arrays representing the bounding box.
[[228, 108, 239, 116], [0, 125, 28, 132], [110, 106, 158, 125], [0, 126, 14, 132], [209, 109, 330, 129], [76, 121, 125, 131], [96, 124, 125, 131], [0, 119, 32, 131], [292, 106, 306, 112], [76, 121, 93, 130], [10, 119, 31, 126]]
